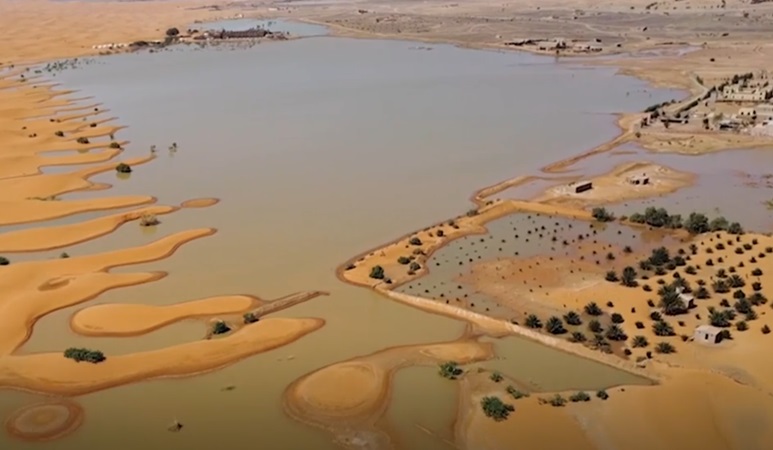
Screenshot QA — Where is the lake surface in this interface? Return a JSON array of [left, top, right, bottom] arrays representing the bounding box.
[[3, 23, 683, 450]]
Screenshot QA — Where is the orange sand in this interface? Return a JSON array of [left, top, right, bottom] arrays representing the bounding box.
[[70, 295, 258, 337], [0, 205, 178, 252], [2, 317, 324, 396], [181, 198, 220, 208]]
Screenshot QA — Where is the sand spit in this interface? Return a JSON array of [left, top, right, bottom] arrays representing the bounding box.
[[4, 400, 84, 442], [70, 295, 258, 337], [2, 317, 324, 396], [250, 291, 331, 317], [0, 205, 178, 252], [181, 197, 220, 208], [0, 148, 122, 179], [0, 196, 156, 226], [71, 290, 329, 337], [284, 339, 493, 449]]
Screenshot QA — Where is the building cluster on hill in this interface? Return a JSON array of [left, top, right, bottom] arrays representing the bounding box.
[[639, 70, 773, 136]]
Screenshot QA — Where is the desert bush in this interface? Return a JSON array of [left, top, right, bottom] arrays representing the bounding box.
[[439, 361, 463, 380], [481, 396, 514, 421], [64, 347, 106, 363]]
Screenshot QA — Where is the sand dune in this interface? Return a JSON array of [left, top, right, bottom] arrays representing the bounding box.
[[0, 196, 156, 226], [0, 229, 214, 354], [0, 205, 178, 252], [1, 317, 324, 396], [71, 295, 258, 337], [284, 339, 492, 444], [0, 148, 121, 179]]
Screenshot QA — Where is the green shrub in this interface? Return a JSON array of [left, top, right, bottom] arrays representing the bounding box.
[[592, 207, 615, 222], [397, 256, 411, 265], [439, 361, 463, 380], [525, 314, 542, 329], [0, 256, 9, 266], [569, 391, 591, 402], [409, 237, 422, 246], [109, 141, 121, 149], [481, 396, 514, 421], [212, 321, 231, 335], [64, 347, 106, 363], [409, 261, 421, 272], [54, 130, 64, 137], [548, 394, 567, 407], [655, 342, 676, 354], [369, 265, 385, 279], [632, 335, 649, 348], [243, 312, 259, 324], [76, 136, 90, 144], [506, 386, 529, 399], [490, 371, 504, 383], [116, 163, 132, 173], [596, 390, 609, 400]]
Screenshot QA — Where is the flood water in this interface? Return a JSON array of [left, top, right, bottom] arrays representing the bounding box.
[[495, 144, 773, 232], [3, 21, 684, 450]]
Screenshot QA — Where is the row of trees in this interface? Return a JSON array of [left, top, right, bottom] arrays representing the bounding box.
[[592, 206, 743, 235]]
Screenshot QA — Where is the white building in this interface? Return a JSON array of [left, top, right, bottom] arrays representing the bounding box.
[[693, 325, 723, 344], [720, 85, 773, 102]]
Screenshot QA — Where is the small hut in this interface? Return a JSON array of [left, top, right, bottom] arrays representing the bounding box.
[[573, 181, 593, 194], [693, 325, 722, 344]]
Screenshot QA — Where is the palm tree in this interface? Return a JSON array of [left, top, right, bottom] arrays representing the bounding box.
[[545, 316, 567, 335], [709, 309, 732, 327], [525, 314, 542, 329], [620, 266, 638, 287], [659, 287, 687, 315], [588, 319, 603, 333], [728, 274, 745, 288], [652, 320, 675, 336], [734, 298, 753, 315], [584, 302, 603, 316], [605, 324, 628, 341], [749, 292, 767, 306], [712, 279, 730, 294], [569, 331, 587, 343], [563, 311, 582, 326], [632, 335, 649, 348], [655, 342, 676, 354]]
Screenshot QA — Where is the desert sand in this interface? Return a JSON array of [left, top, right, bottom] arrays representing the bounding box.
[[0, 7, 330, 441], [2, 0, 773, 448], [284, 339, 493, 448]]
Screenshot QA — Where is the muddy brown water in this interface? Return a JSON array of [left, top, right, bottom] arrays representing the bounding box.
[[496, 144, 773, 231], [2, 21, 683, 450]]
